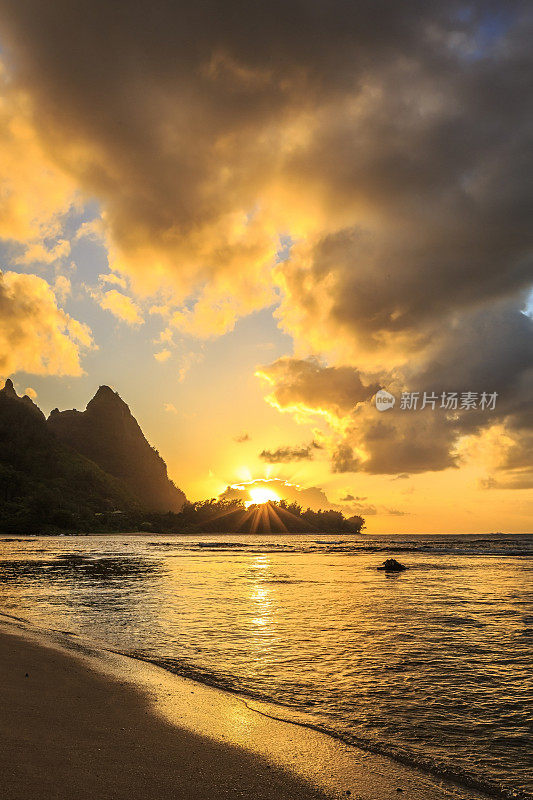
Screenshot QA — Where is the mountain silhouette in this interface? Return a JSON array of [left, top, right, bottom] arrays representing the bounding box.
[[0, 380, 185, 533], [0, 380, 363, 536], [48, 385, 185, 513], [0, 380, 140, 533]]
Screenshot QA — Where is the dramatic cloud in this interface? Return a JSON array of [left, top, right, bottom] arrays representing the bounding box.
[[234, 433, 250, 443], [257, 357, 377, 421], [332, 444, 361, 474], [257, 358, 460, 473], [0, 1, 531, 480], [0, 270, 94, 377], [259, 301, 533, 476], [1, 3, 530, 323], [0, 59, 77, 254]]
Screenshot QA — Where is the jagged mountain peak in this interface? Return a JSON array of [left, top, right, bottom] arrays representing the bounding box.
[[0, 378, 185, 514], [48, 384, 185, 512], [0, 379, 45, 419], [92, 385, 120, 401], [1, 378, 17, 397], [87, 385, 129, 411]]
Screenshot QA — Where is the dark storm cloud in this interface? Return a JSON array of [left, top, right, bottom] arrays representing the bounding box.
[[259, 357, 377, 416], [0, 1, 531, 476], [1, 1, 530, 315], [259, 443, 317, 463], [405, 298, 533, 419], [261, 300, 532, 475], [332, 444, 360, 473], [330, 414, 458, 475]]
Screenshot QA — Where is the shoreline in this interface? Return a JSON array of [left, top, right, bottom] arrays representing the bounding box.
[[3, 531, 531, 538], [0, 613, 494, 800]]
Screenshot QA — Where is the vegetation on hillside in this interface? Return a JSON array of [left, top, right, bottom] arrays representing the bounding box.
[[0, 381, 140, 534], [0, 380, 365, 535], [73, 498, 365, 535]]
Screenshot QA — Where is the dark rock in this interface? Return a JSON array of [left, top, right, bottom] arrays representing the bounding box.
[[377, 558, 408, 572]]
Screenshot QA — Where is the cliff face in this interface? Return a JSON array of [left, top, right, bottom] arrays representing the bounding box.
[[0, 380, 140, 532], [48, 386, 185, 513]]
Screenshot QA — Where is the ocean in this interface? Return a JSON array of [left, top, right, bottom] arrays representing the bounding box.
[[0, 533, 531, 799]]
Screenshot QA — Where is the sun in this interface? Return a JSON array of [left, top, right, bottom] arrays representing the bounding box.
[[246, 487, 280, 507]]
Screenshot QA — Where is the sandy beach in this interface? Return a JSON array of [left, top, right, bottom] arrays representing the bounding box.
[[0, 626, 329, 800], [0, 615, 495, 800]]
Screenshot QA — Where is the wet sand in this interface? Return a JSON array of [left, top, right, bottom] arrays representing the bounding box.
[[0, 618, 492, 800]]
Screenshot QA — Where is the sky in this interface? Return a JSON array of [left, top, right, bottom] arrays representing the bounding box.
[[0, 1, 531, 533]]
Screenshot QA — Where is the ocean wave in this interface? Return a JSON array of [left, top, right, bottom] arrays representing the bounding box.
[[427, 614, 486, 627], [119, 649, 532, 800], [139, 535, 533, 559]]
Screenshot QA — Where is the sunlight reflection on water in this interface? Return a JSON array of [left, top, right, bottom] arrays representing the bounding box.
[[0, 532, 532, 799]]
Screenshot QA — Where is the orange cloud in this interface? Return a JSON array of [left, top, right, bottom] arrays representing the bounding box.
[[98, 289, 144, 325], [15, 238, 71, 267], [0, 2, 530, 490], [0, 60, 78, 253], [0, 270, 94, 377]]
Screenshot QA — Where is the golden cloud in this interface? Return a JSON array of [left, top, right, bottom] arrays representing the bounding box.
[[98, 288, 144, 326], [0, 60, 78, 254], [0, 5, 530, 349], [0, 2, 531, 480], [0, 270, 94, 377]]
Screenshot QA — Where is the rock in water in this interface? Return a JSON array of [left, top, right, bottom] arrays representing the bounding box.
[[377, 558, 408, 572]]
